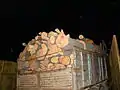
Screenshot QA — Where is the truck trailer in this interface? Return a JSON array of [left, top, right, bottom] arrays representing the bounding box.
[[17, 29, 108, 90]]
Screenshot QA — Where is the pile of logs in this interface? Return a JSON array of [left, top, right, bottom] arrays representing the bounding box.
[[18, 29, 101, 74]]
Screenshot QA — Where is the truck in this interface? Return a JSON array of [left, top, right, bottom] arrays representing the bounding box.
[[17, 29, 108, 90]]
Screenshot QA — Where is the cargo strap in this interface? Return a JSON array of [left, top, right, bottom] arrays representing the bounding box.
[[80, 79, 108, 90]]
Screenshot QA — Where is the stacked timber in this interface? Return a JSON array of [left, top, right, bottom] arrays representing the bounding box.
[[18, 29, 100, 74]]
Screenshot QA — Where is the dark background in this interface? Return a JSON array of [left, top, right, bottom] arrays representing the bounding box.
[[0, 1, 119, 61]]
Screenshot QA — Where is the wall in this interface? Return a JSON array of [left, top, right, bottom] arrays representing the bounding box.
[[0, 60, 17, 90]]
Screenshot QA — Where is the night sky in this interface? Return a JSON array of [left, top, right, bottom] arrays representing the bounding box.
[[0, 1, 120, 61]]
